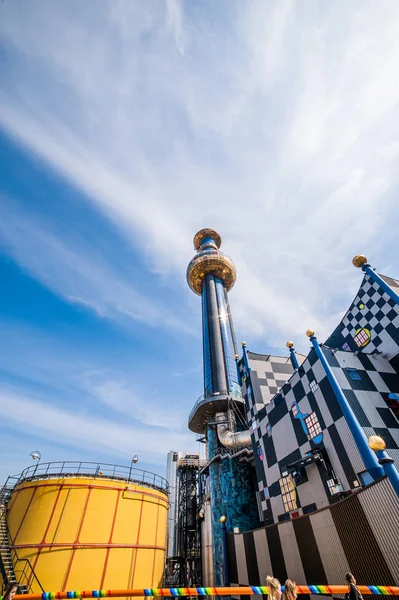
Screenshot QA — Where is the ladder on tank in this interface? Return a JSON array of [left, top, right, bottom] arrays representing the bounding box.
[[0, 476, 43, 595], [0, 478, 20, 594]]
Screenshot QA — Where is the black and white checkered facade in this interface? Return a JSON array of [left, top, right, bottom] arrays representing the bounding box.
[[240, 272, 399, 525]]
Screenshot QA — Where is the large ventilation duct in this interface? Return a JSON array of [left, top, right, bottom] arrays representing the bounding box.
[[215, 412, 251, 448]]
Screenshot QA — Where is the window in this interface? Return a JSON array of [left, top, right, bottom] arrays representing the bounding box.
[[385, 393, 399, 419], [291, 402, 299, 416], [305, 412, 322, 440], [327, 478, 343, 495], [302, 503, 317, 515], [358, 471, 373, 486], [279, 476, 297, 513], [347, 368, 362, 381], [353, 328, 370, 348], [278, 513, 290, 523], [309, 380, 318, 392], [266, 423, 272, 436]]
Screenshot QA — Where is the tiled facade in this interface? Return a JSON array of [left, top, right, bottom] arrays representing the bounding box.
[[239, 271, 399, 526]]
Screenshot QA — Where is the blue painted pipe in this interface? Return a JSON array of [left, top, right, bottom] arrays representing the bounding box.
[[362, 264, 399, 305], [242, 343, 251, 375], [289, 347, 300, 370], [309, 335, 384, 481]]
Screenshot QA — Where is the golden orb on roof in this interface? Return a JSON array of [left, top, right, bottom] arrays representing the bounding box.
[[193, 228, 221, 250], [352, 254, 368, 268], [368, 435, 386, 451], [241, 341, 246, 347], [234, 354, 239, 360], [306, 329, 315, 338], [286, 341, 294, 348], [187, 229, 236, 295]]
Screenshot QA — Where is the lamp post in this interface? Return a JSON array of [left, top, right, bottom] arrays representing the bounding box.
[[220, 516, 229, 587], [30, 450, 41, 477], [128, 455, 139, 483], [368, 435, 399, 497]]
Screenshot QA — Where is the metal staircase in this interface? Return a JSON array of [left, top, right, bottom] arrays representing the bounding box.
[[0, 477, 43, 595], [0, 478, 19, 593]]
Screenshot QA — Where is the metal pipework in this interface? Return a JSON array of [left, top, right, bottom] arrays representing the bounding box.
[[215, 412, 251, 448]]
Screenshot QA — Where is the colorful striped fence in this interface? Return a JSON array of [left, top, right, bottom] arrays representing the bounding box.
[[4, 586, 399, 599]]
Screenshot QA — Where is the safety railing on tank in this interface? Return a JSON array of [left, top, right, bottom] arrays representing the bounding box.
[[15, 462, 168, 494], [188, 389, 243, 425], [10, 548, 45, 594]]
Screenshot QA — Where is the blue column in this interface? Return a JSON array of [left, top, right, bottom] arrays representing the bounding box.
[[234, 354, 242, 385], [241, 341, 251, 375], [220, 517, 229, 586], [307, 330, 384, 481], [353, 255, 399, 305], [286, 341, 300, 370]]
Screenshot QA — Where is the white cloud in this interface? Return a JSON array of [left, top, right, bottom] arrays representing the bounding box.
[[0, 197, 196, 336], [1, 0, 399, 353], [0, 387, 194, 466]]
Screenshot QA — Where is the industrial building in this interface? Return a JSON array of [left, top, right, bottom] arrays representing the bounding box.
[[182, 229, 399, 589]]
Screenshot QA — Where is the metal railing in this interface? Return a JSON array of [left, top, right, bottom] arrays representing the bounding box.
[[14, 462, 168, 494], [10, 549, 45, 594], [188, 389, 243, 426]]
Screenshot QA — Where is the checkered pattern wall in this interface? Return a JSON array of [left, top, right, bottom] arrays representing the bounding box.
[[241, 272, 399, 525], [326, 272, 399, 364]]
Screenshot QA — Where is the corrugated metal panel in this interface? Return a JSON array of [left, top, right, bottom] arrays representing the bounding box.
[[234, 533, 249, 585], [278, 520, 306, 585], [253, 528, 273, 585], [331, 493, 395, 585], [358, 478, 399, 582], [310, 508, 350, 594]]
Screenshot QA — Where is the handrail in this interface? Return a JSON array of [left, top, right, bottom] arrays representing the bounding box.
[[4, 585, 399, 599], [10, 461, 168, 494], [188, 390, 243, 425], [10, 548, 45, 593]]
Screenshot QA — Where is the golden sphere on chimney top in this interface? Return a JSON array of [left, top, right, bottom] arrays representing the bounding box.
[[352, 255, 368, 268]]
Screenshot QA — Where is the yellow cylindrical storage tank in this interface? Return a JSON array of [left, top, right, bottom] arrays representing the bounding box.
[[6, 463, 168, 594]]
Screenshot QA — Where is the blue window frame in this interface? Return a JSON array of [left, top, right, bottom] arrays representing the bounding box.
[[347, 368, 362, 381]]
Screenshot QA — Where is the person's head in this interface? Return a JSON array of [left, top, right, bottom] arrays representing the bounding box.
[[266, 576, 282, 600], [345, 573, 356, 585], [284, 579, 297, 600], [4, 583, 18, 600]]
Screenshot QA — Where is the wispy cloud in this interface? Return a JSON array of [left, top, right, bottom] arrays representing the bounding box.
[[0, 321, 196, 478], [0, 197, 195, 336], [1, 0, 399, 350], [0, 387, 193, 466]]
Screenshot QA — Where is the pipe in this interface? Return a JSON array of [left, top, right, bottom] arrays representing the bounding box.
[[215, 412, 251, 448], [205, 275, 227, 393]]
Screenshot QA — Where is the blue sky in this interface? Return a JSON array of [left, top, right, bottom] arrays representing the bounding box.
[[1, 0, 399, 483]]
